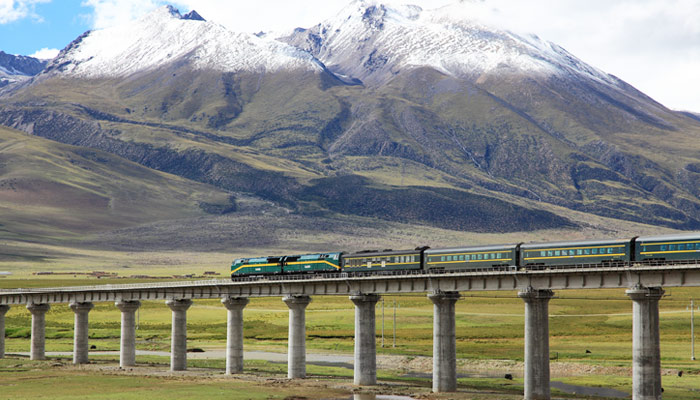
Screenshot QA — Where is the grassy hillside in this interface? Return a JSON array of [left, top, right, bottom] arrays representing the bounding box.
[[0, 125, 233, 242]]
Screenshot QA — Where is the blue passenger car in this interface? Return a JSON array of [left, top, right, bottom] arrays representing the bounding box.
[[424, 244, 520, 272], [520, 239, 631, 269], [341, 249, 423, 274], [635, 232, 700, 264]]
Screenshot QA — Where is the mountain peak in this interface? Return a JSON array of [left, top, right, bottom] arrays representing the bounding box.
[[164, 5, 181, 17], [281, 1, 617, 86], [44, 5, 324, 78], [182, 10, 205, 21]]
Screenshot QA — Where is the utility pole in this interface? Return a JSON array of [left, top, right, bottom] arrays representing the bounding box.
[[692, 299, 696, 361], [381, 297, 385, 348], [393, 299, 397, 348]]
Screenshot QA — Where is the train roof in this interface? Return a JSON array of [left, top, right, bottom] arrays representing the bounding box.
[[425, 244, 519, 254], [636, 232, 700, 242], [344, 248, 420, 258], [520, 238, 630, 249]]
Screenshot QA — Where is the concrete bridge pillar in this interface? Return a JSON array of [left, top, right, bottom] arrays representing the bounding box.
[[626, 285, 664, 400], [166, 299, 192, 371], [428, 291, 461, 392], [283, 295, 312, 379], [350, 294, 380, 386], [519, 287, 554, 400], [69, 302, 94, 364], [222, 297, 249, 374], [26, 303, 50, 360], [115, 300, 141, 368], [0, 305, 9, 358]]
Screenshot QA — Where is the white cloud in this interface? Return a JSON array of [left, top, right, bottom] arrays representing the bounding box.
[[80, 0, 162, 29], [0, 0, 50, 24], [28, 47, 59, 59]]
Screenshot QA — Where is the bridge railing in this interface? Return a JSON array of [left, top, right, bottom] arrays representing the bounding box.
[[2, 260, 698, 295]]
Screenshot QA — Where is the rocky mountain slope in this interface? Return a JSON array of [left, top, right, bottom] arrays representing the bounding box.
[[1, 2, 700, 245], [0, 51, 46, 88]]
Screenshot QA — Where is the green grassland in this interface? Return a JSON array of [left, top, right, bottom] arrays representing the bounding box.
[[3, 286, 700, 398]]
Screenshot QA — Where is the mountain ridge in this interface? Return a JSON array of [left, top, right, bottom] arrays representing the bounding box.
[[41, 5, 326, 79], [0, 51, 47, 88]]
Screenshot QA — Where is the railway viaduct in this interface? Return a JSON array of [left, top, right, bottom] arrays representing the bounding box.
[[2, 264, 700, 400]]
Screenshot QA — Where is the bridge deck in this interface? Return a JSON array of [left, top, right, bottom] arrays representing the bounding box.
[[1, 264, 699, 305]]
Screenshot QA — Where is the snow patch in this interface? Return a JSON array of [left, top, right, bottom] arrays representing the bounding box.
[[285, 1, 619, 86], [57, 6, 323, 78]]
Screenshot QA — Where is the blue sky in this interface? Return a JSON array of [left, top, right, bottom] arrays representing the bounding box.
[[1, 0, 699, 112], [0, 0, 92, 58]]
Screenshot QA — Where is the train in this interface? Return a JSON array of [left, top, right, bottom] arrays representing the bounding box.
[[230, 232, 700, 279]]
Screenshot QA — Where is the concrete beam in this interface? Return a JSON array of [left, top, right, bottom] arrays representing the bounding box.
[[222, 297, 249, 374], [519, 287, 554, 400], [350, 294, 380, 386], [428, 291, 461, 392], [26, 303, 50, 360], [69, 302, 94, 364], [626, 285, 664, 400], [115, 300, 141, 368], [0, 305, 9, 358], [283, 295, 311, 379], [166, 299, 192, 371]]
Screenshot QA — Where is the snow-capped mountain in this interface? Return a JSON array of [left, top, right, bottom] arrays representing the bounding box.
[[0, 51, 46, 88], [45, 5, 324, 78], [282, 0, 618, 86], [3, 1, 700, 233]]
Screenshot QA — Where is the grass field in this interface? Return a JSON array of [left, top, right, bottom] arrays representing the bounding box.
[[3, 283, 700, 398]]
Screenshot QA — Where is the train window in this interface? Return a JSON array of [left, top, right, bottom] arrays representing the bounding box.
[[584, 249, 590, 255], [591, 248, 597, 255], [577, 249, 583, 255], [670, 244, 676, 251], [540, 251, 546, 257], [560, 250, 567, 256], [440, 256, 445, 262], [554, 250, 560, 256], [477, 254, 483, 260], [679, 244, 686, 251], [661, 245, 667, 251], [696, 243, 700, 249], [547, 251, 553, 257]]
